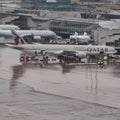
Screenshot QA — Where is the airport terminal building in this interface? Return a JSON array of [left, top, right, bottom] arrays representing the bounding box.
[[21, 0, 94, 12], [49, 17, 99, 38]]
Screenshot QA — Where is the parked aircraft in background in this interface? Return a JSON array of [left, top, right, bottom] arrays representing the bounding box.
[[0, 24, 20, 44], [0, 29, 56, 37], [0, 25, 20, 30], [69, 32, 90, 44], [0, 29, 56, 44], [6, 30, 117, 62]]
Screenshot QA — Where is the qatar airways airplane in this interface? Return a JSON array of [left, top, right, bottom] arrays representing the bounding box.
[[0, 29, 56, 38], [0, 26, 56, 44], [0, 25, 20, 30], [6, 30, 117, 60]]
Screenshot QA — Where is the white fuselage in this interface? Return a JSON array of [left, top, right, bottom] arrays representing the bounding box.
[[11, 44, 116, 55], [0, 30, 56, 43], [0, 30, 56, 37], [0, 25, 20, 30]]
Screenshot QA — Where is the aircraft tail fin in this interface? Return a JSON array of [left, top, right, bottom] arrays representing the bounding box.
[[11, 30, 27, 45], [84, 32, 87, 36]]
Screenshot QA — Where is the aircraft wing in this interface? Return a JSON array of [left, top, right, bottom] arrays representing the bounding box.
[[5, 44, 24, 50], [47, 50, 63, 56], [46, 50, 86, 61], [33, 43, 41, 45]]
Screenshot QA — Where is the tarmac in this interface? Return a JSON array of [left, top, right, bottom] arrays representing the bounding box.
[[0, 45, 120, 120]]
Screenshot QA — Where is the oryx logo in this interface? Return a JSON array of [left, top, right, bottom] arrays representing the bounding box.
[[11, 30, 24, 45]]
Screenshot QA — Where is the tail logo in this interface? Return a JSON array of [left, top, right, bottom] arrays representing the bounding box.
[[11, 30, 25, 45]]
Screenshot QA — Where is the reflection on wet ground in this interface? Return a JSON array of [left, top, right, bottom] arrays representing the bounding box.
[[9, 55, 120, 107], [111, 66, 120, 78], [10, 65, 25, 90], [10, 63, 100, 96], [0, 46, 120, 119]]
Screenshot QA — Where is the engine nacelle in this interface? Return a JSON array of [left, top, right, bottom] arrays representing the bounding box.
[[33, 36, 41, 40], [75, 51, 86, 58], [57, 54, 77, 61], [57, 51, 86, 62]]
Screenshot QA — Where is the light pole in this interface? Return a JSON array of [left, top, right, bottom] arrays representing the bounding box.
[[0, 0, 2, 24], [0, 0, 2, 13], [96, 15, 100, 45]]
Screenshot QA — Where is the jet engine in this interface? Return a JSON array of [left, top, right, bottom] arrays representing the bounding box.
[[57, 51, 86, 62], [75, 51, 86, 58], [33, 36, 41, 40]]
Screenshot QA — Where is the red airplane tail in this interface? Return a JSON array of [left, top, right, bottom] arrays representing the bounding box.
[[11, 30, 27, 45]]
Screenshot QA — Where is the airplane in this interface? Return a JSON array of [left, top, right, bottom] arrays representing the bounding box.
[[69, 32, 90, 44], [0, 29, 56, 44], [6, 30, 117, 62], [0, 25, 20, 44], [0, 29, 56, 38], [0, 25, 20, 30]]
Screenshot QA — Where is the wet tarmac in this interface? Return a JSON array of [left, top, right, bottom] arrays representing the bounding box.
[[0, 45, 120, 120]]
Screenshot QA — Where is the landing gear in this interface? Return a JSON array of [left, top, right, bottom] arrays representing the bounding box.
[[97, 52, 105, 68], [87, 52, 105, 68], [43, 56, 48, 64], [34, 50, 49, 64]]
